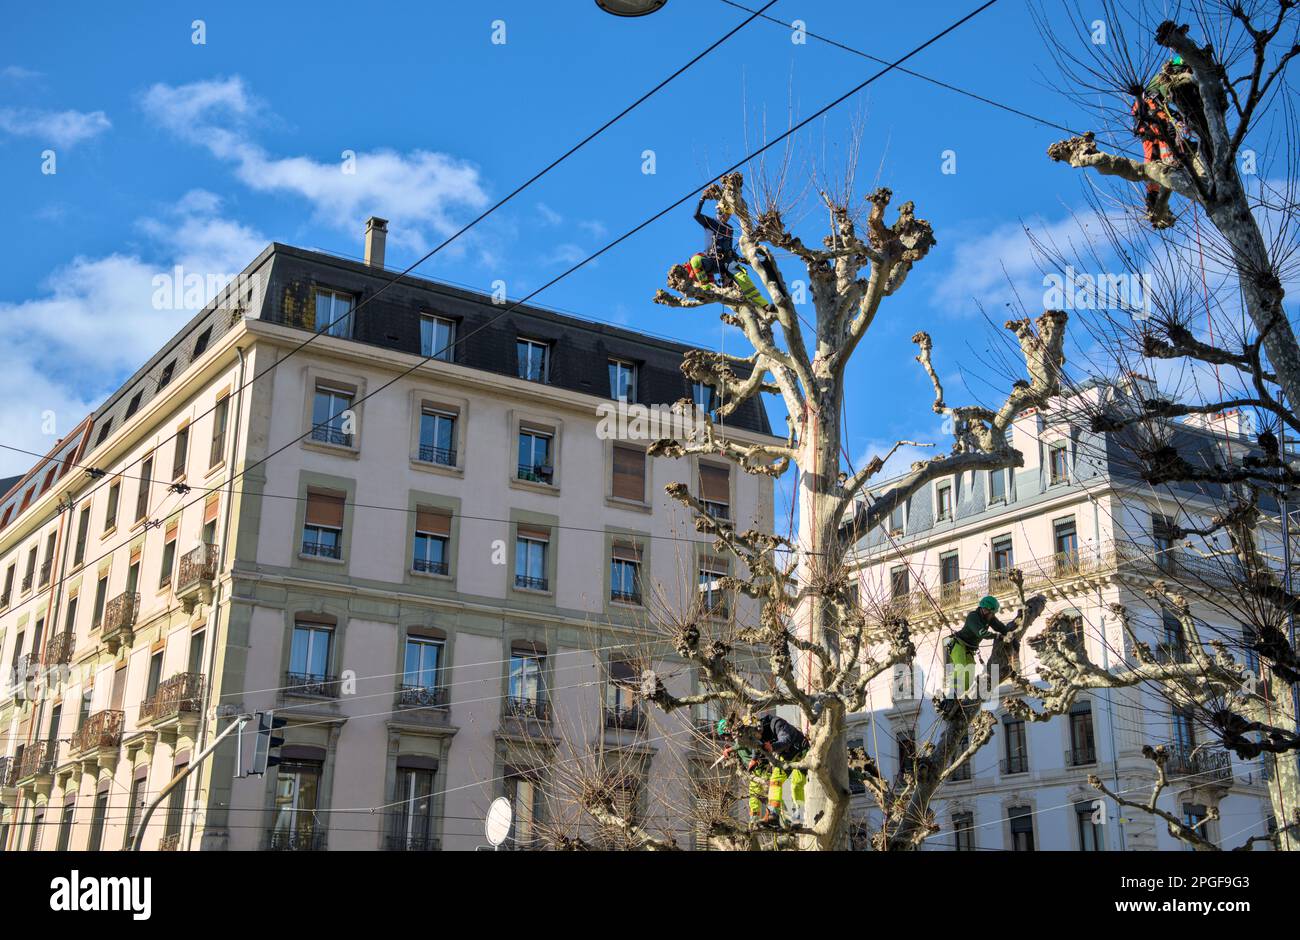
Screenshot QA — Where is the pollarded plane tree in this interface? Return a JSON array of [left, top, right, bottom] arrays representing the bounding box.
[[617, 170, 1071, 850], [1036, 0, 1300, 848]]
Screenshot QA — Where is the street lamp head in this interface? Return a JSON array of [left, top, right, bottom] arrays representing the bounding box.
[[595, 0, 668, 15]]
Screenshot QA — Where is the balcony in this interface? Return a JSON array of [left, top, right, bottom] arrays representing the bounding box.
[[417, 444, 457, 467], [1154, 643, 1190, 665], [514, 574, 549, 592], [17, 740, 54, 786], [9, 653, 38, 702], [310, 425, 353, 448], [413, 558, 449, 576], [703, 501, 730, 520], [46, 631, 74, 666], [267, 828, 326, 851], [101, 591, 139, 651], [71, 709, 125, 756], [1000, 755, 1030, 776], [604, 703, 646, 732], [504, 695, 550, 722], [284, 671, 340, 698], [21, 572, 33, 593], [386, 834, 441, 851], [176, 542, 219, 610], [301, 538, 342, 560], [0, 755, 15, 796], [396, 684, 448, 712], [158, 833, 181, 851], [610, 588, 642, 606], [1165, 745, 1234, 788], [139, 672, 204, 728], [38, 561, 51, 588], [517, 464, 553, 485], [0, 590, 9, 609], [1065, 745, 1097, 767], [385, 817, 440, 851]]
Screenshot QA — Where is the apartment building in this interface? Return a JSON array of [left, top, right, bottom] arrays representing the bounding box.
[[849, 382, 1278, 851], [0, 219, 778, 851]]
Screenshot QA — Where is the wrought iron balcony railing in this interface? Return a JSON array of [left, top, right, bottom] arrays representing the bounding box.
[[517, 464, 553, 484], [46, 631, 74, 666], [302, 539, 342, 559], [38, 561, 51, 587], [310, 425, 353, 448], [18, 741, 53, 779], [604, 703, 646, 731], [158, 833, 181, 851], [1165, 745, 1234, 786], [396, 684, 447, 709], [139, 672, 204, 724], [610, 589, 642, 605], [267, 828, 326, 851], [102, 591, 139, 641], [515, 575, 549, 591], [413, 558, 449, 575], [21, 573, 33, 593], [418, 444, 457, 467], [504, 695, 550, 722], [0, 755, 14, 788], [0, 590, 9, 609], [1000, 755, 1030, 776], [176, 542, 219, 595], [385, 815, 440, 851], [1065, 745, 1097, 767], [284, 672, 340, 698], [71, 709, 125, 754]]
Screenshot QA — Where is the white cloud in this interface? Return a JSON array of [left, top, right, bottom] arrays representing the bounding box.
[[0, 107, 110, 148], [140, 76, 489, 255], [0, 66, 42, 81], [535, 202, 563, 226], [0, 191, 265, 475]]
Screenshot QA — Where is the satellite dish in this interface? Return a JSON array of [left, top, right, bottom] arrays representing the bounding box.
[[596, 0, 668, 15], [485, 796, 513, 847]]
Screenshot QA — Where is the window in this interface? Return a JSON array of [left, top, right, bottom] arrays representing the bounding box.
[[1068, 700, 1096, 765], [135, 456, 153, 522], [887, 501, 905, 534], [210, 394, 229, 467], [896, 733, 916, 784], [508, 646, 546, 714], [610, 543, 641, 604], [403, 637, 443, 693], [517, 429, 553, 484], [698, 563, 728, 616], [91, 574, 108, 627], [315, 287, 354, 339], [192, 326, 212, 358], [1, 564, 13, 606], [1181, 803, 1213, 848], [889, 565, 910, 600], [290, 621, 333, 682], [936, 482, 953, 521], [847, 737, 866, 794], [271, 760, 324, 850], [606, 659, 641, 726], [1160, 609, 1188, 663], [418, 409, 457, 466], [991, 536, 1014, 589], [891, 662, 915, 702], [611, 445, 645, 502], [1076, 801, 1105, 851], [412, 508, 450, 575], [420, 315, 456, 362], [699, 463, 730, 519], [73, 505, 90, 565], [939, 551, 960, 603], [39, 532, 55, 586], [125, 390, 144, 420], [159, 522, 178, 587], [608, 359, 637, 402], [953, 811, 975, 851], [391, 767, 437, 850], [1009, 806, 1035, 851], [162, 766, 188, 842], [302, 490, 345, 559], [29, 807, 44, 852], [96, 419, 114, 447], [188, 629, 206, 675], [514, 526, 549, 591], [1002, 715, 1028, 774], [691, 381, 716, 414], [146, 650, 164, 699], [1153, 513, 1176, 573], [126, 550, 141, 596], [123, 776, 147, 849], [1048, 443, 1069, 485], [1172, 706, 1197, 752], [23, 546, 36, 591], [952, 732, 972, 780], [311, 385, 354, 447], [505, 770, 541, 847], [989, 465, 1008, 504], [1053, 517, 1078, 573], [87, 790, 109, 851], [157, 360, 175, 389], [517, 338, 549, 382], [105, 481, 120, 531], [172, 425, 189, 480]]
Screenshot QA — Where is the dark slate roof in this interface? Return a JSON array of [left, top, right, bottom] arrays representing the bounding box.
[[258, 245, 774, 436]]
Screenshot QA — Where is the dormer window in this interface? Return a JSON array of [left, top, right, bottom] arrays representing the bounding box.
[[608, 359, 637, 402], [125, 390, 144, 420], [517, 339, 549, 383], [315, 288, 355, 339]]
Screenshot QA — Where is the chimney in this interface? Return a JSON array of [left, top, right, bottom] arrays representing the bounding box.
[[364, 216, 388, 269]]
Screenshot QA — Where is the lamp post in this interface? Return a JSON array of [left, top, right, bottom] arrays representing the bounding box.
[[595, 0, 668, 15]]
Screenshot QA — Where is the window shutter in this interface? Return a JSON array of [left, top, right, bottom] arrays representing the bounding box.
[[512, 639, 546, 656], [611, 446, 645, 502], [517, 524, 550, 542], [612, 541, 641, 563], [164, 520, 178, 542], [415, 507, 451, 537], [699, 464, 729, 502], [203, 493, 220, 525], [129, 546, 142, 567], [305, 491, 346, 528]]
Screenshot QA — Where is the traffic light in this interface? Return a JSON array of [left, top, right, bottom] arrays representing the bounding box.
[[250, 710, 287, 775]]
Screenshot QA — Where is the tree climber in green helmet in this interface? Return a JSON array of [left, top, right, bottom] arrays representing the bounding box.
[[686, 191, 780, 312], [716, 714, 809, 828], [944, 595, 1020, 703], [715, 718, 769, 826]]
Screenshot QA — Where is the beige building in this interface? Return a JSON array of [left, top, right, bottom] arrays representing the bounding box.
[[850, 385, 1278, 850], [0, 221, 778, 851]]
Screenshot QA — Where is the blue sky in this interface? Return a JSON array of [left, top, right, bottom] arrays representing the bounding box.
[[0, 0, 1131, 491]]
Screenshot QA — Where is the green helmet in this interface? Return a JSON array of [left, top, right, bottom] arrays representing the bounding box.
[[1171, 54, 1184, 67], [716, 718, 730, 737], [978, 595, 1000, 612]]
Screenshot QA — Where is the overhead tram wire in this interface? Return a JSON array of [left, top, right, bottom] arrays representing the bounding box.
[[0, 0, 1004, 624], [0, 1, 779, 581]]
